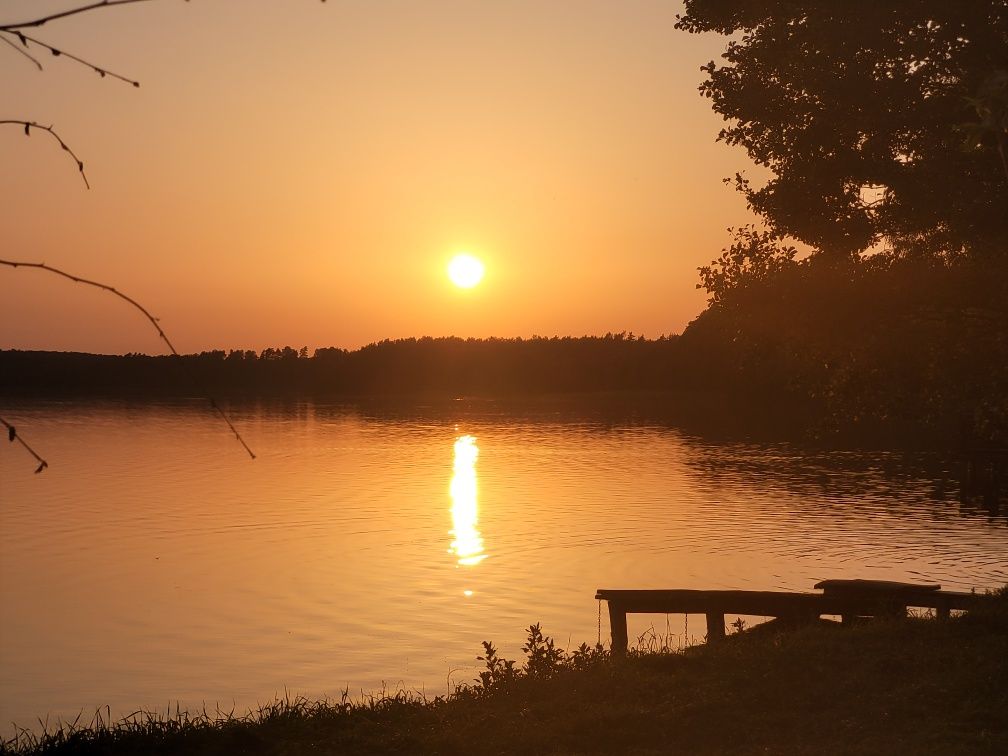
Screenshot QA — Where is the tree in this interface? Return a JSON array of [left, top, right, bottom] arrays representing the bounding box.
[[676, 2, 1008, 445], [676, 1, 1008, 262]]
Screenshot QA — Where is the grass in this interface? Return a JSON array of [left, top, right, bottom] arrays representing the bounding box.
[[3, 595, 1007, 755]]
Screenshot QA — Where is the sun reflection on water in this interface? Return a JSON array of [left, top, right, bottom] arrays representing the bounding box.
[[449, 435, 486, 567]]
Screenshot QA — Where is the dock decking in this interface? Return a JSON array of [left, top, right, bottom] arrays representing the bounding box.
[[595, 580, 981, 654]]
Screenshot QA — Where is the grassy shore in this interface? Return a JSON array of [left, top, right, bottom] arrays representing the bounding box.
[[4, 594, 1007, 755]]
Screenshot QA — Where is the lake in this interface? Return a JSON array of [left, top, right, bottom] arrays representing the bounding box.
[[1, 400, 1006, 731]]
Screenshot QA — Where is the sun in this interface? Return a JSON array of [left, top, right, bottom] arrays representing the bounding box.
[[447, 254, 485, 289]]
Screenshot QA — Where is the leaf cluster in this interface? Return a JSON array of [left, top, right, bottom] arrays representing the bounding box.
[[677, 1, 1008, 261], [475, 624, 608, 694], [698, 224, 798, 306]]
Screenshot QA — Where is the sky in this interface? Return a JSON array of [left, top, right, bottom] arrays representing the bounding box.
[[1, 0, 753, 355]]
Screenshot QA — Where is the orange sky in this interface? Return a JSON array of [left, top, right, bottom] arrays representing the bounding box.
[[1, 0, 751, 354]]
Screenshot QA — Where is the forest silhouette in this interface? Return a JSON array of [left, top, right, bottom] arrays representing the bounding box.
[[3, 250, 1006, 449]]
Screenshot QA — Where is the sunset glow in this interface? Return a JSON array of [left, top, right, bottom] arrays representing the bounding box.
[[0, 1, 740, 353], [2, 0, 1006, 746], [447, 254, 485, 289]]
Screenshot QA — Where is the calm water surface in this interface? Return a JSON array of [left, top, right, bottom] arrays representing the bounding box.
[[1, 400, 1006, 730]]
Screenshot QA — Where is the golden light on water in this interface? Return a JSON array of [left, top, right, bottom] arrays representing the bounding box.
[[449, 435, 487, 566], [447, 254, 485, 289]]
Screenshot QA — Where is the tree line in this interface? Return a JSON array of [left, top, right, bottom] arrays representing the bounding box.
[[0, 334, 683, 400], [3, 306, 1005, 447]]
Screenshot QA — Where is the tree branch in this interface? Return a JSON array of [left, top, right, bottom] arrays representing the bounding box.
[[2, 1, 327, 89], [1, 0, 325, 33], [2, 0, 334, 471], [0, 259, 257, 461], [0, 33, 43, 70], [0, 417, 49, 474], [2, 30, 140, 86], [1, 120, 90, 188], [0, 1, 160, 32], [0, 1, 163, 91]]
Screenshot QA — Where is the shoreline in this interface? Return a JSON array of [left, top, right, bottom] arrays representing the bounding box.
[[4, 593, 1006, 754]]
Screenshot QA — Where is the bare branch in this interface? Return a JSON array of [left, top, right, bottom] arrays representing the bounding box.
[[0, 1, 160, 32], [1, 417, 49, 473], [1, 1, 327, 88], [1, 0, 324, 32], [2, 30, 140, 86], [1, 0, 336, 469], [0, 33, 43, 71], [0, 259, 257, 460], [1, 120, 90, 188], [0, 1, 161, 90]]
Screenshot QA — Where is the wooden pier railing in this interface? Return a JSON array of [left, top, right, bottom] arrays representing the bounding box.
[[595, 580, 981, 654]]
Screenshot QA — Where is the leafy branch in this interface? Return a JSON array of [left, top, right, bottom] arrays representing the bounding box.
[[0, 259, 257, 466]]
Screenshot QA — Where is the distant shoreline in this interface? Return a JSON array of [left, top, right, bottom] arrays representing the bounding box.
[[0, 331, 1000, 451], [0, 336, 682, 398]]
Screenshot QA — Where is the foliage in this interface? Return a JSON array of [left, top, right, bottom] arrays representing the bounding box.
[[676, 2, 1008, 445], [476, 624, 607, 693], [681, 252, 1008, 445], [474, 641, 517, 692], [698, 225, 798, 306], [960, 69, 1008, 183], [521, 622, 566, 679], [676, 1, 1008, 262]]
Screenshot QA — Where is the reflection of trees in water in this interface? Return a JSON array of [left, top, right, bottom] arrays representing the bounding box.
[[677, 443, 1006, 526]]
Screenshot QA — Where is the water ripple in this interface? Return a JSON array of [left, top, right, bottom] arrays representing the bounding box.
[[1, 400, 1005, 733]]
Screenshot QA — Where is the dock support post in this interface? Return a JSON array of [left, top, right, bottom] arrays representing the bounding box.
[[608, 602, 628, 656], [705, 612, 725, 643]]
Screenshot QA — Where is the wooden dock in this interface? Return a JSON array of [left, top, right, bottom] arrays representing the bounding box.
[[595, 580, 982, 654]]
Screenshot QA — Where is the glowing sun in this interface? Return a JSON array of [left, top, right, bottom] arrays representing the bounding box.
[[447, 254, 485, 289]]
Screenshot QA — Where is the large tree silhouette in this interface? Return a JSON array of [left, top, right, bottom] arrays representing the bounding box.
[[677, 1, 1008, 266], [676, 2, 1008, 446]]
